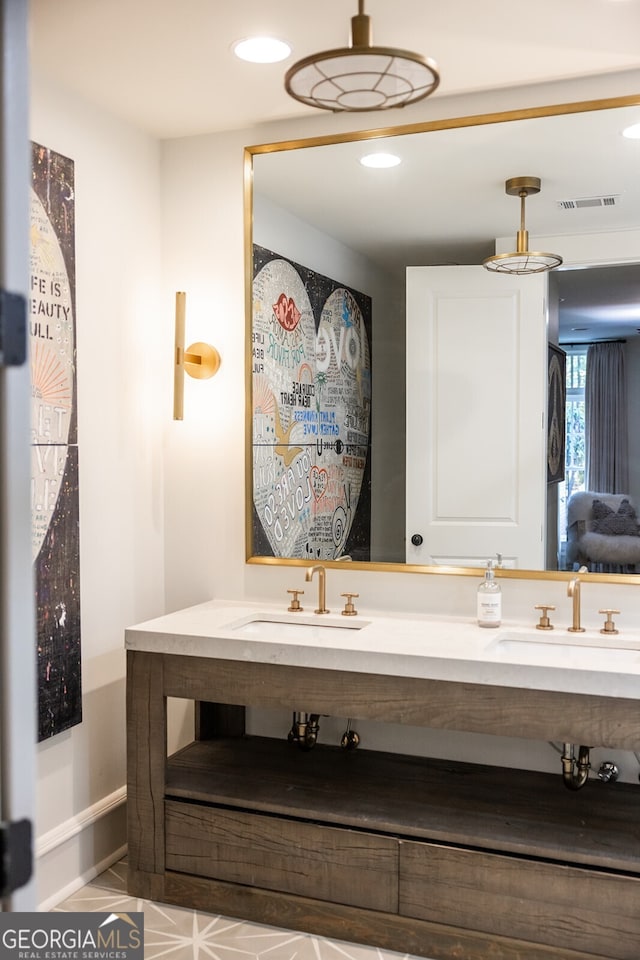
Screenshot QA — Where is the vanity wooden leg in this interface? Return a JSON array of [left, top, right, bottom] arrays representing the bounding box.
[[126, 650, 166, 894]]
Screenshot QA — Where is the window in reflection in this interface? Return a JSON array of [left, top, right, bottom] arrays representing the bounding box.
[[559, 346, 587, 566]]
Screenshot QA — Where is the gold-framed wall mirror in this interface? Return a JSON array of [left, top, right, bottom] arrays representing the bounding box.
[[245, 94, 640, 583]]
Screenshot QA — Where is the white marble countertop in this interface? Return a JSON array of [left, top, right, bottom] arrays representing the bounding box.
[[125, 599, 640, 700]]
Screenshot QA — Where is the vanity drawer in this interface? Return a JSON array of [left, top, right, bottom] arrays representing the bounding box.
[[399, 840, 640, 960], [166, 800, 398, 912]]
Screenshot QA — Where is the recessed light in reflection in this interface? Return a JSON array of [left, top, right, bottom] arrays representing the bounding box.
[[360, 153, 402, 169], [233, 37, 291, 63], [622, 122, 640, 139]]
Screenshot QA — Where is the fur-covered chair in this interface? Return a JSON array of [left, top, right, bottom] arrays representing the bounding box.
[[566, 491, 640, 572]]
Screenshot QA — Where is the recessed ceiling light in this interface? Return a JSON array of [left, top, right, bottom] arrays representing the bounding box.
[[233, 37, 291, 64], [360, 153, 402, 169], [622, 122, 640, 139]]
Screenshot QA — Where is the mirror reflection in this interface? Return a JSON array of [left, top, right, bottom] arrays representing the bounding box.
[[248, 97, 640, 577]]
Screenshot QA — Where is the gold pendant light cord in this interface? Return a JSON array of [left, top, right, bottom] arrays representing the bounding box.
[[516, 190, 529, 254]]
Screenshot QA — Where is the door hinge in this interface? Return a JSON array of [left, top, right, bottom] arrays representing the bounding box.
[[0, 818, 33, 897], [0, 289, 27, 367]]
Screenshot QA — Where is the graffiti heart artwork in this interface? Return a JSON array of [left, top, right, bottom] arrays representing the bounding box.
[[252, 250, 371, 561]]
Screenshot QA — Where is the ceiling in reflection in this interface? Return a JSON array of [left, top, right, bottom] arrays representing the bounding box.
[[557, 263, 640, 343], [254, 104, 640, 340]]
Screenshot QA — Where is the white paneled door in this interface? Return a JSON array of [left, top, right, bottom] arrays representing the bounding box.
[[406, 265, 548, 570]]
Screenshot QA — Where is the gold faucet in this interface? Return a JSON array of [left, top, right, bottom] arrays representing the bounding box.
[[305, 564, 329, 614], [567, 565, 588, 633]]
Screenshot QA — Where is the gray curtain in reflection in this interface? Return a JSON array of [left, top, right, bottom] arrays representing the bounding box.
[[585, 342, 629, 492]]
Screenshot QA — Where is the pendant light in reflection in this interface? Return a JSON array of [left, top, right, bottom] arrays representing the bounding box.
[[483, 177, 563, 275]]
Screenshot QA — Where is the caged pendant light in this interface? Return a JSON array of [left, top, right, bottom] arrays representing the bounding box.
[[483, 177, 563, 275], [284, 0, 440, 113]]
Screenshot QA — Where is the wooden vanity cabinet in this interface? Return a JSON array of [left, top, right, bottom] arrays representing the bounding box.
[[127, 649, 640, 960]]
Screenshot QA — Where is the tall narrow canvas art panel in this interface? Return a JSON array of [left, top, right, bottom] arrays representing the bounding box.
[[30, 142, 82, 740]]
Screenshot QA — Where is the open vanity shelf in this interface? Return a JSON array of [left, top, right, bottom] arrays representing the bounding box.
[[166, 736, 639, 876], [127, 647, 640, 960], [163, 737, 640, 959]]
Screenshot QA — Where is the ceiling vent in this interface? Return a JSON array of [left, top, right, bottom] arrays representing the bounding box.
[[558, 195, 620, 210]]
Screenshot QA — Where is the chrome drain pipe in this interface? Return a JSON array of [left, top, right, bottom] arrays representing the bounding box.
[[288, 711, 320, 750], [561, 743, 591, 790]]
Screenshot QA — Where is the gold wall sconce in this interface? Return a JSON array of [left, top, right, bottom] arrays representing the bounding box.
[[173, 291, 221, 420]]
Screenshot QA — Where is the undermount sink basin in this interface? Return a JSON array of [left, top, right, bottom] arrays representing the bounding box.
[[490, 632, 640, 668], [227, 614, 370, 641]]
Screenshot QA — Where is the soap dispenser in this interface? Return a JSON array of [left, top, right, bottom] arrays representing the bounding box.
[[477, 559, 502, 628]]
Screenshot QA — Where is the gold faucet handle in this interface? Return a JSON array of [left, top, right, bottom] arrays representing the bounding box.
[[599, 608, 620, 635], [341, 592, 359, 617], [287, 589, 304, 612], [534, 604, 556, 630]]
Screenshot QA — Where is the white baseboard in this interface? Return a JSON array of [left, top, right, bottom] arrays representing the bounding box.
[[40, 843, 128, 912], [37, 786, 128, 910]]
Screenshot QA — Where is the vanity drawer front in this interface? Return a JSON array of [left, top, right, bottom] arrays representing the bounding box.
[[166, 800, 398, 912], [399, 840, 640, 960]]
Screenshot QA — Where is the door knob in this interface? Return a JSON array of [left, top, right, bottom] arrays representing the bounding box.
[[411, 534, 423, 546]]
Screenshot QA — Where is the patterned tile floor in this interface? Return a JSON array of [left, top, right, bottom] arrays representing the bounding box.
[[54, 859, 429, 960]]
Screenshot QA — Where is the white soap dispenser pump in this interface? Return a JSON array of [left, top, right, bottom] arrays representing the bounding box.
[[477, 559, 502, 628]]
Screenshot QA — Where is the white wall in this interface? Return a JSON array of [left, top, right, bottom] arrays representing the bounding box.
[[30, 76, 165, 907], [29, 66, 640, 907]]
